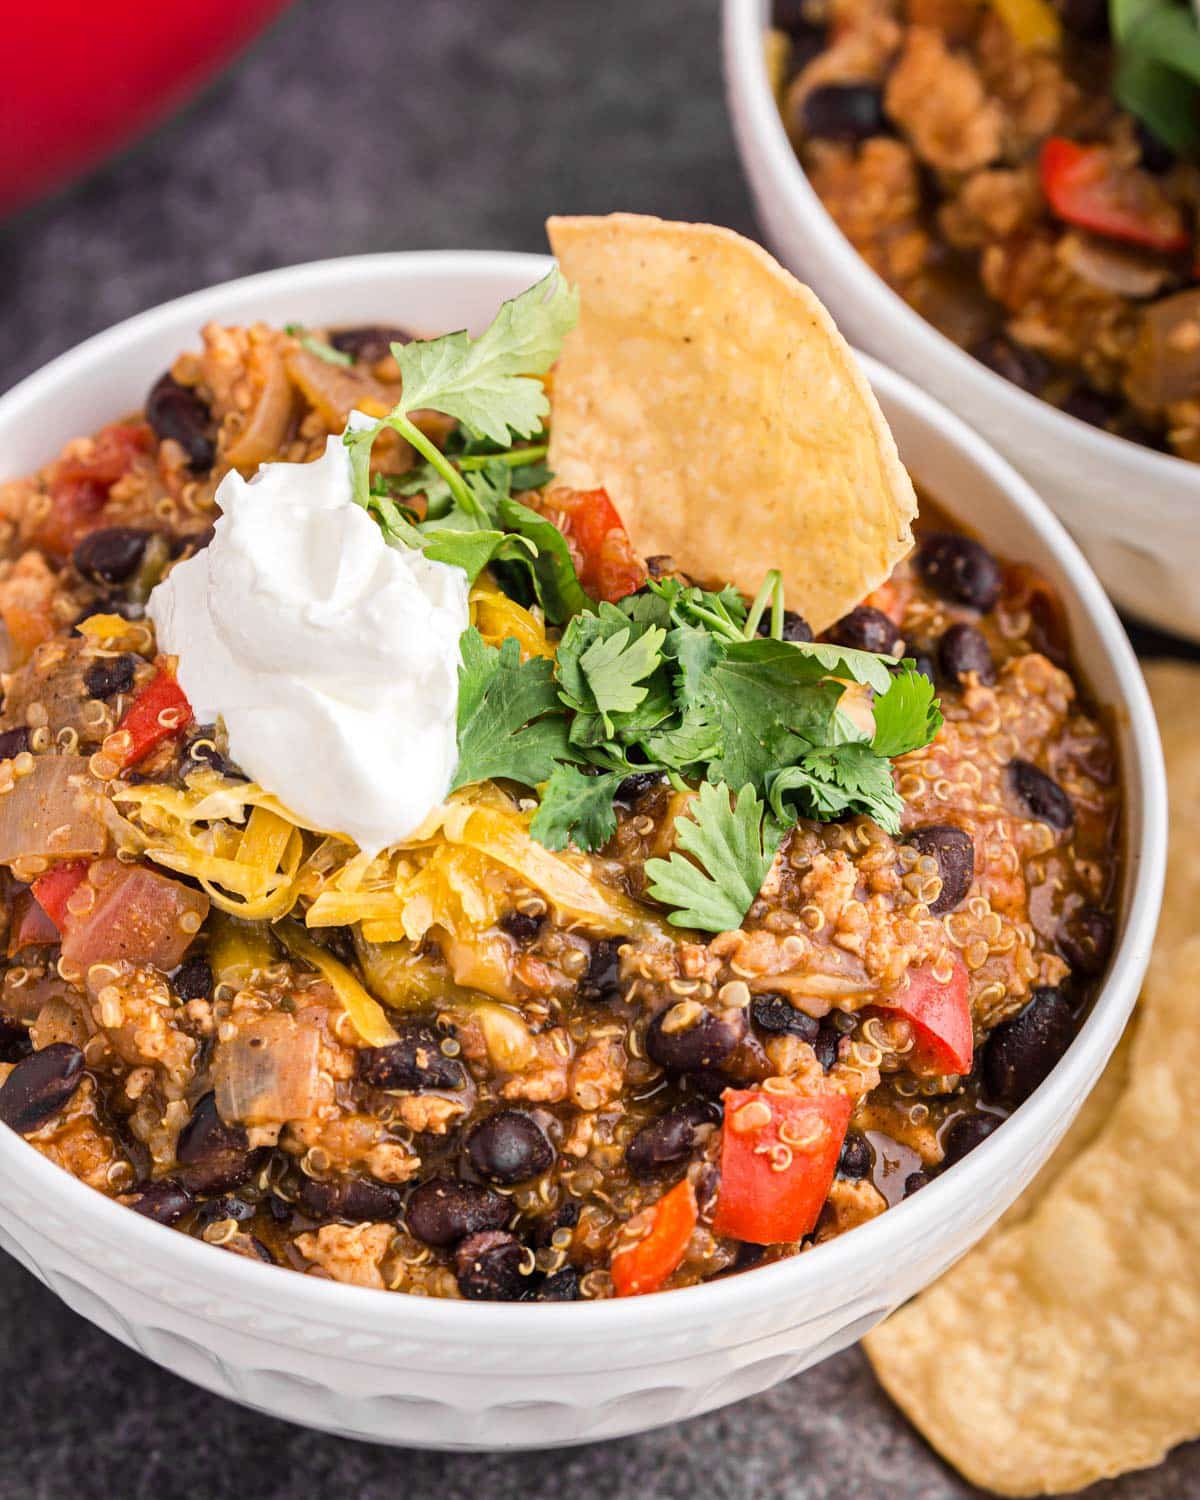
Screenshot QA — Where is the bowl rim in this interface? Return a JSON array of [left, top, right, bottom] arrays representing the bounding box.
[[0, 249, 1167, 1340], [722, 0, 1200, 503]]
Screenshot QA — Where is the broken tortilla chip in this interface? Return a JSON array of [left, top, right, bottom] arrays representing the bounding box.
[[546, 214, 917, 633], [863, 660, 1200, 1497]]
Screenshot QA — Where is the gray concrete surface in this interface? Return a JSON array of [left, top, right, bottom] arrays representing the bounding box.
[[0, 1, 1194, 1495]]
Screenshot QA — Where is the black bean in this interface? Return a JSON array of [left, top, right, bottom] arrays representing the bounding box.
[[938, 623, 995, 688], [625, 1100, 719, 1178], [1061, 387, 1121, 430], [172, 956, 213, 1003], [176, 1092, 264, 1194], [826, 605, 900, 655], [814, 1018, 842, 1073], [646, 1005, 745, 1073], [0, 727, 30, 762], [904, 1170, 931, 1196], [750, 992, 820, 1042], [297, 1176, 405, 1223], [969, 335, 1051, 394], [578, 938, 625, 1005], [0, 1017, 32, 1065], [1009, 759, 1075, 830], [1059, 0, 1109, 37], [916, 533, 1002, 612], [455, 1229, 528, 1301], [183, 727, 245, 781], [83, 653, 137, 701], [756, 608, 814, 643], [984, 987, 1074, 1105], [1058, 905, 1114, 978], [357, 1024, 464, 1091], [837, 1133, 872, 1180], [127, 1180, 194, 1226], [615, 770, 663, 806], [532, 1195, 581, 1250], [193, 1194, 257, 1228], [145, 374, 215, 470], [0, 1044, 85, 1135], [406, 1179, 511, 1247], [266, 1193, 293, 1225], [72, 527, 153, 586], [908, 650, 937, 685], [170, 525, 216, 559], [1135, 120, 1175, 174], [906, 825, 975, 915], [800, 83, 886, 142], [940, 1112, 1002, 1167], [538, 1266, 582, 1301], [500, 909, 543, 944], [467, 1110, 554, 1185], [328, 325, 413, 365]]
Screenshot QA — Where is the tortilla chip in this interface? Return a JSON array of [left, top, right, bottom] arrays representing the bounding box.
[[864, 660, 1200, 1496], [546, 215, 917, 633]]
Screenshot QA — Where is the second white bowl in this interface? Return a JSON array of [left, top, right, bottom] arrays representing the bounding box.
[[724, 0, 1200, 641]]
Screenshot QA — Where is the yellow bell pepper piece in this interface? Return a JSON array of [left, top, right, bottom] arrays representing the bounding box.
[[989, 0, 1061, 50]]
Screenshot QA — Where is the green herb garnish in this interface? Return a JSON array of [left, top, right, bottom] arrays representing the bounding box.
[[1112, 0, 1200, 154]]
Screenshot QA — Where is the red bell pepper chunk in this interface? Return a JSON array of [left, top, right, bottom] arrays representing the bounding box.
[[611, 1178, 698, 1297], [30, 860, 90, 933], [116, 666, 193, 768], [871, 956, 973, 1077], [537, 487, 648, 603], [713, 1089, 851, 1245], [1039, 138, 1189, 254]]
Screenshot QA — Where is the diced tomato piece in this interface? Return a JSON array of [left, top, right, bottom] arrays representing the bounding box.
[[870, 956, 973, 1077], [34, 421, 153, 558], [60, 859, 209, 972], [31, 860, 90, 932], [1039, 138, 1189, 254], [8, 889, 61, 955], [537, 487, 647, 603], [115, 664, 192, 768], [713, 1089, 851, 1245], [611, 1178, 697, 1297]]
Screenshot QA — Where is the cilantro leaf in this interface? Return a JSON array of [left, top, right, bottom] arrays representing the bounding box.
[[871, 665, 943, 758], [451, 628, 569, 792], [768, 743, 904, 834], [393, 270, 578, 446], [557, 604, 666, 732], [645, 782, 783, 932], [697, 640, 846, 790], [497, 496, 590, 623], [529, 765, 623, 852]]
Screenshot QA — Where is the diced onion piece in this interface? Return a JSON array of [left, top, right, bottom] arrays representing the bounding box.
[[214, 1011, 322, 1127], [276, 921, 398, 1047], [0, 755, 108, 866], [60, 859, 209, 972], [283, 345, 396, 430], [224, 346, 295, 473]]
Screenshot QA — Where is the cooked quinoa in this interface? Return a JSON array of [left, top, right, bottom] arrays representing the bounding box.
[[0, 320, 1120, 1299]]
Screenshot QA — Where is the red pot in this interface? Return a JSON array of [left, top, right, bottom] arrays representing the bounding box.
[[2, 0, 294, 216]]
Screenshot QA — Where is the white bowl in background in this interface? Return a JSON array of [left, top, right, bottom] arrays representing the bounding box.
[[0, 252, 1166, 1449], [723, 0, 1200, 640]]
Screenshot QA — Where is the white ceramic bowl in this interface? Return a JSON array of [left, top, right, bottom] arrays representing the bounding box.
[[724, 0, 1200, 640], [0, 252, 1166, 1450]]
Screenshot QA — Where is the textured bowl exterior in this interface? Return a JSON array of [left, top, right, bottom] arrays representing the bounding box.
[[723, 0, 1200, 640], [0, 253, 1166, 1450]]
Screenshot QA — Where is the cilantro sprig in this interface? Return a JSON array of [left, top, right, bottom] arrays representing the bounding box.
[[451, 563, 943, 932], [342, 272, 583, 604]]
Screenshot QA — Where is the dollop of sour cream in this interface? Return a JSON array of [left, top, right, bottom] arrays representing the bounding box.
[[148, 415, 469, 854]]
